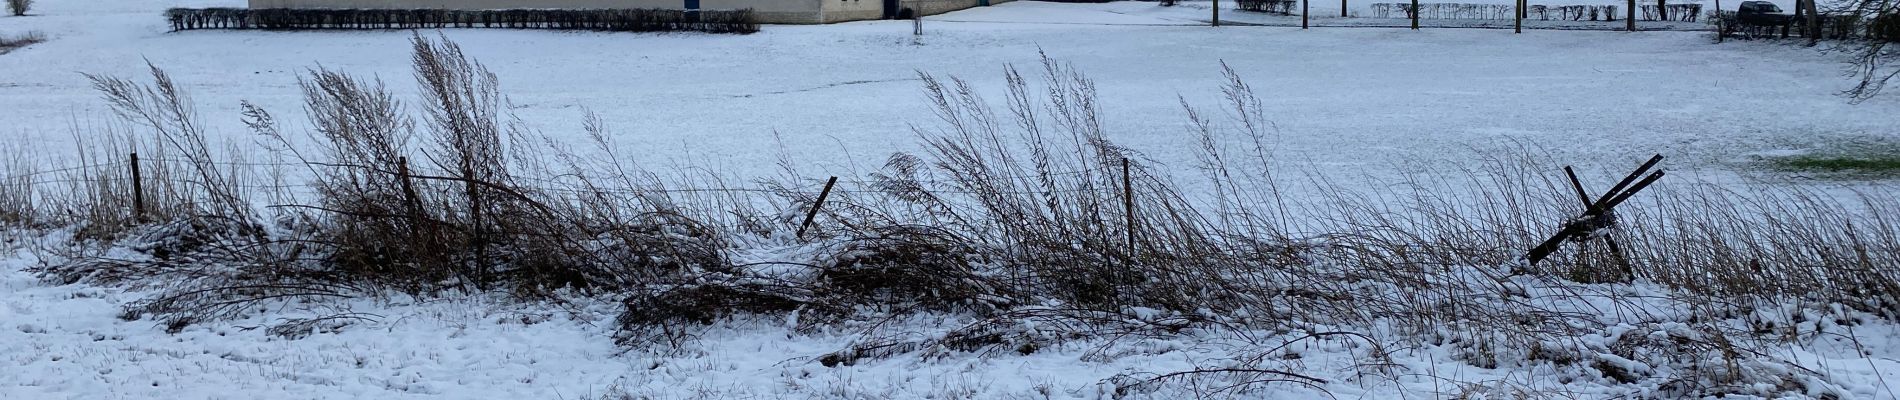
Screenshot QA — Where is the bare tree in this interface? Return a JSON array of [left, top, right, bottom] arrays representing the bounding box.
[[1843, 0, 1898, 100]]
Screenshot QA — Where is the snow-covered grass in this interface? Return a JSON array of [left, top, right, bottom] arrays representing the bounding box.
[[0, 30, 43, 54], [5, 1, 1900, 399], [8, 232, 1900, 399]]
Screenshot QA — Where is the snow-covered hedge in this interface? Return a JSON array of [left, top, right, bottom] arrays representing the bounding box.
[[1372, 3, 1620, 21], [163, 7, 760, 34], [1236, 0, 1298, 14]]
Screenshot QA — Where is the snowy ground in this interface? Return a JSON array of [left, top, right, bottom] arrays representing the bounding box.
[[3, 0, 1894, 183], [8, 232, 1900, 399], [5, 0, 1900, 399]]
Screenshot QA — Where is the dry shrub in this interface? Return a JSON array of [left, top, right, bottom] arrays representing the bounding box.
[[19, 65, 308, 333], [815, 225, 1013, 314], [29, 34, 739, 334], [6, 0, 28, 17], [0, 150, 41, 227], [864, 56, 1242, 314], [615, 279, 815, 346], [239, 33, 733, 299]]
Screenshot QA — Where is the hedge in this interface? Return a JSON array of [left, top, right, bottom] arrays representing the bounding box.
[[165, 8, 759, 34], [1371, 3, 1620, 21], [1236, 0, 1299, 15]]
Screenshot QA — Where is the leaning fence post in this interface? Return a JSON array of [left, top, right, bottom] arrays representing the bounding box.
[[1525, 154, 1664, 266], [130, 152, 145, 223], [797, 177, 838, 239]]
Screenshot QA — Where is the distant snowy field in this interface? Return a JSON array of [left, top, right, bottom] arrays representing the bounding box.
[[5, 1, 1900, 399], [2, 0, 1892, 183]]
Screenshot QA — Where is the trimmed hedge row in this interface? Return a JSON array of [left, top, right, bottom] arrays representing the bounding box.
[[1638, 4, 1701, 22], [164, 8, 759, 34], [1236, 0, 1299, 14], [1371, 3, 1620, 21]]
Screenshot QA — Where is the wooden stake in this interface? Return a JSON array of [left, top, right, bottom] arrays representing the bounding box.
[[1303, 0, 1310, 29], [1213, 0, 1221, 26], [797, 177, 838, 239], [1565, 166, 1632, 273], [1525, 155, 1665, 265], [1562, 166, 1593, 208], [1592, 154, 1664, 207], [130, 152, 145, 223], [1122, 158, 1136, 259], [1341, 0, 1348, 17], [398, 157, 422, 220], [1603, 171, 1665, 210]]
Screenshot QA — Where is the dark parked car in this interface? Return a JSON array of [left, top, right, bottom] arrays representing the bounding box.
[[1736, 1, 1794, 26]]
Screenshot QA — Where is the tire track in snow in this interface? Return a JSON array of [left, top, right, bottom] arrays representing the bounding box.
[[731, 78, 920, 98]]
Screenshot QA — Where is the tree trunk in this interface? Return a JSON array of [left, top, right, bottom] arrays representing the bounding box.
[[1410, 0, 1419, 29], [1627, 0, 1636, 30], [1802, 0, 1821, 43], [1213, 0, 1220, 26]]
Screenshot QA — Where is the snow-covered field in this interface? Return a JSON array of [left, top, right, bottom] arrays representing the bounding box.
[[3, 0, 1894, 180], [5, 0, 1900, 399]]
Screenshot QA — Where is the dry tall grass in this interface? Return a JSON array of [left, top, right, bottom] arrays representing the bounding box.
[[0, 30, 44, 53]]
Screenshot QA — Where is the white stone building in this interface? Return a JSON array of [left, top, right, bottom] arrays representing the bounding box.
[[247, 0, 1016, 24]]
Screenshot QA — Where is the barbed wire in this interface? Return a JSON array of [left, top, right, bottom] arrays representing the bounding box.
[[0, 161, 136, 180], [3, 157, 1136, 197]]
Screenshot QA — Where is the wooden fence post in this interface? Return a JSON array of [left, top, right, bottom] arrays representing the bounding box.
[[1341, 0, 1349, 17], [1122, 158, 1136, 259], [1303, 0, 1310, 29], [130, 152, 145, 223], [798, 177, 838, 239], [1525, 155, 1665, 266], [398, 157, 423, 220]]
